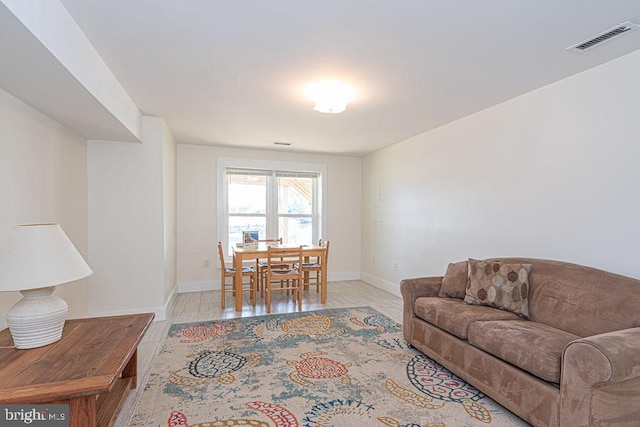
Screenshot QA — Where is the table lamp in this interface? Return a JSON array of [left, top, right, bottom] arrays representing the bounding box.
[[0, 223, 93, 349]]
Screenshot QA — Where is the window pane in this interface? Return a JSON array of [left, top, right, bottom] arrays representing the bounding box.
[[228, 174, 266, 214], [279, 216, 312, 245], [222, 165, 320, 249], [278, 177, 312, 214], [229, 216, 266, 247]]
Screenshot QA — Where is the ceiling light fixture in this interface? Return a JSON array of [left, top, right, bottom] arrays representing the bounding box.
[[306, 80, 355, 114]]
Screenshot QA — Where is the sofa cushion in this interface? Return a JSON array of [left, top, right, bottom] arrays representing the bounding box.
[[487, 258, 640, 337], [414, 297, 521, 340], [464, 259, 532, 319], [468, 320, 580, 383], [438, 260, 468, 299]]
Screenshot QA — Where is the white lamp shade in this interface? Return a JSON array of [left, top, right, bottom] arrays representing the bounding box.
[[0, 223, 93, 292]]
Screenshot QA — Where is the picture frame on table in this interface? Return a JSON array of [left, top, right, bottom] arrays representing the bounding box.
[[243, 230, 259, 248]]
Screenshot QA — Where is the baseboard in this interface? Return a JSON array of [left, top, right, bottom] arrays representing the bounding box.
[[327, 271, 360, 282], [162, 285, 177, 320], [89, 305, 168, 322], [178, 281, 219, 293], [88, 285, 177, 322], [360, 272, 401, 297], [87, 275, 392, 320], [178, 272, 361, 293]]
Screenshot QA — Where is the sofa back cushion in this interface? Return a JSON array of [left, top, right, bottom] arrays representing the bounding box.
[[486, 258, 640, 337], [438, 260, 468, 299]]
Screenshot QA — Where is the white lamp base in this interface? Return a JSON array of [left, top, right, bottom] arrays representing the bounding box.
[[6, 287, 68, 349]]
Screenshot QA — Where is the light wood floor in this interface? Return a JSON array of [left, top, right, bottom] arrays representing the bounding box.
[[116, 280, 403, 426]]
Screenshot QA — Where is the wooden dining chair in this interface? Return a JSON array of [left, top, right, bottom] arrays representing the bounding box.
[[296, 239, 330, 292], [264, 245, 304, 313], [217, 241, 256, 309], [256, 238, 283, 244], [255, 237, 284, 296]]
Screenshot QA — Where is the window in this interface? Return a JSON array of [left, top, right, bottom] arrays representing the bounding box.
[[218, 158, 325, 250]]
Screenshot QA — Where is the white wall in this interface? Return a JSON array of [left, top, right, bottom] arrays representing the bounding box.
[[0, 87, 88, 329], [162, 120, 178, 302], [1, 0, 142, 140], [87, 117, 176, 319], [362, 49, 640, 295], [177, 144, 361, 291]]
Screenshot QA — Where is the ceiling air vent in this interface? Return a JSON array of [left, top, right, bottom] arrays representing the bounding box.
[[567, 21, 640, 53]]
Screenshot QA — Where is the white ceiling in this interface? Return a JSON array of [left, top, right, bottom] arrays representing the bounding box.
[[12, 1, 640, 156]]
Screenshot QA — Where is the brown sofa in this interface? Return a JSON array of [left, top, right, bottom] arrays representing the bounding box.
[[401, 258, 640, 427]]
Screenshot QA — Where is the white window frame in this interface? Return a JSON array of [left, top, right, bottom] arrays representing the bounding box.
[[217, 157, 327, 254]]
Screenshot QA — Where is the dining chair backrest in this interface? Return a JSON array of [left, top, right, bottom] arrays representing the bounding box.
[[292, 239, 329, 293], [321, 240, 330, 266], [308, 239, 329, 267], [264, 245, 304, 313], [217, 241, 226, 268], [218, 241, 257, 308], [258, 237, 283, 245], [266, 245, 302, 273]]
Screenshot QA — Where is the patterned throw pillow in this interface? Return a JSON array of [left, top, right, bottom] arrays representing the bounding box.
[[464, 259, 532, 319]]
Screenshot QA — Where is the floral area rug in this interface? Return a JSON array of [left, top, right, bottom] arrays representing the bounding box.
[[131, 306, 529, 427]]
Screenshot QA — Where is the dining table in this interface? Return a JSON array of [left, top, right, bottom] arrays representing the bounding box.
[[231, 243, 328, 311]]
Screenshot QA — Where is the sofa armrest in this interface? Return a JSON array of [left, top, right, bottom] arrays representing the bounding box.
[[560, 327, 640, 426], [400, 276, 442, 301], [564, 327, 640, 385], [400, 276, 442, 342]]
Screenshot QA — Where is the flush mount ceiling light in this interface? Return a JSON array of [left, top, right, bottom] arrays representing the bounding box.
[[305, 80, 355, 114]]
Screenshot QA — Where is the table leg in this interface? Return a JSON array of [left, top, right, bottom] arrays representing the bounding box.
[[321, 261, 327, 304], [303, 255, 310, 290], [69, 395, 96, 427], [234, 252, 243, 311], [122, 349, 138, 389]]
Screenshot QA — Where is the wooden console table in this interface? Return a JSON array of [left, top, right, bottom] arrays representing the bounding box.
[[0, 313, 154, 427]]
